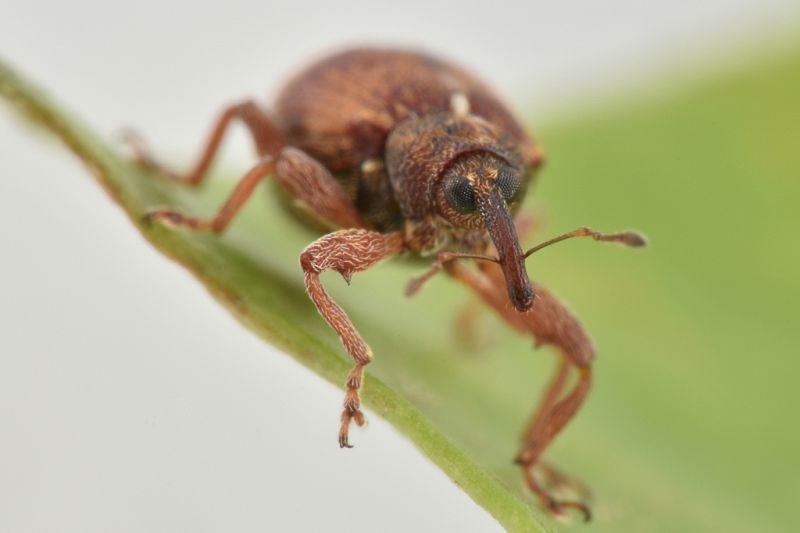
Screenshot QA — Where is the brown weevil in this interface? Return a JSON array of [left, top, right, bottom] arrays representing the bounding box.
[[128, 47, 645, 521]]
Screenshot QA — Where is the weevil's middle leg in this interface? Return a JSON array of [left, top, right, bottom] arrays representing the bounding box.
[[145, 147, 364, 233], [300, 229, 405, 448], [124, 99, 283, 186], [145, 157, 275, 232]]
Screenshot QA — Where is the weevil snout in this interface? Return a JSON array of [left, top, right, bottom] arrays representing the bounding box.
[[478, 186, 534, 311], [436, 153, 534, 311]]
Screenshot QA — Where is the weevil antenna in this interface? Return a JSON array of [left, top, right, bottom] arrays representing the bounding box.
[[523, 227, 646, 259]]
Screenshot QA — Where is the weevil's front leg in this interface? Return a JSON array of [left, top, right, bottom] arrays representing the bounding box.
[[300, 230, 405, 447], [123, 99, 283, 186], [146, 147, 364, 232], [515, 355, 591, 499], [447, 261, 595, 521], [407, 214, 542, 352], [521, 358, 570, 447]]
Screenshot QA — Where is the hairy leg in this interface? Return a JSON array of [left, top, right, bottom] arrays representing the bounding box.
[[146, 147, 364, 232], [300, 230, 405, 447], [123, 99, 284, 186], [447, 260, 596, 521]]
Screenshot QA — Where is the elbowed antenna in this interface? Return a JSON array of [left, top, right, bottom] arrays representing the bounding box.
[[478, 188, 534, 312], [523, 227, 647, 259], [405, 225, 646, 304]]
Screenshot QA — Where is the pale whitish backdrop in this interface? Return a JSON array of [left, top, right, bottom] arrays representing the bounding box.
[[1, 1, 797, 532]]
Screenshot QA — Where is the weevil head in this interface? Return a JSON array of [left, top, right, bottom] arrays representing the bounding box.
[[435, 152, 534, 311], [386, 112, 536, 312]]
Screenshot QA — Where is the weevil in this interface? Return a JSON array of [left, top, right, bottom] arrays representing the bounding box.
[[129, 48, 645, 521]]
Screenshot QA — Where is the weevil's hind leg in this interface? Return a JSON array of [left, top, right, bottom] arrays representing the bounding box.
[[453, 303, 491, 353], [300, 230, 405, 447], [446, 261, 595, 521], [146, 147, 365, 233], [123, 100, 283, 186]]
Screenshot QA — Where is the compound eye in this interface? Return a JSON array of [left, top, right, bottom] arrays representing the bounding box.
[[443, 174, 477, 213], [497, 166, 521, 201]]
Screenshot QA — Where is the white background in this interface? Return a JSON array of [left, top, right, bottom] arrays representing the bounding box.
[[1, 1, 798, 532]]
